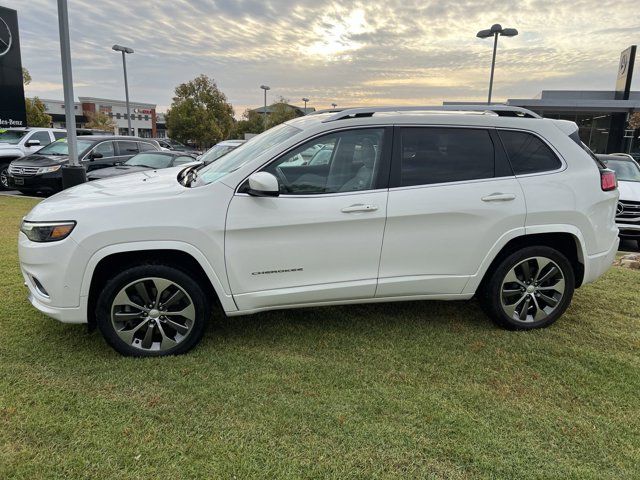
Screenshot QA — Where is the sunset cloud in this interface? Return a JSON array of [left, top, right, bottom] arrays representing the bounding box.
[[7, 0, 640, 115]]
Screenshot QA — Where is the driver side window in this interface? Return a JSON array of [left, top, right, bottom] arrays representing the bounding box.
[[263, 128, 384, 195], [92, 141, 115, 157]]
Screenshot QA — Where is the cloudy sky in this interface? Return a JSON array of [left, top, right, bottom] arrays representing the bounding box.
[[5, 0, 640, 115]]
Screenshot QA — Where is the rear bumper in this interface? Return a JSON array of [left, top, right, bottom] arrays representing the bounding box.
[[582, 236, 619, 285]]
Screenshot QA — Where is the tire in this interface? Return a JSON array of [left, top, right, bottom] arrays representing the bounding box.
[[478, 246, 575, 330], [96, 264, 210, 357], [0, 163, 10, 191]]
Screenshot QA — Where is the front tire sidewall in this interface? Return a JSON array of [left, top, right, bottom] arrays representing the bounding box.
[[96, 265, 209, 357], [483, 246, 575, 330]]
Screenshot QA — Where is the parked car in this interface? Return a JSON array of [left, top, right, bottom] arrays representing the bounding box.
[[87, 151, 198, 181], [598, 153, 640, 247], [7, 136, 161, 195], [199, 139, 245, 165], [153, 138, 200, 155], [18, 105, 619, 357], [0, 127, 67, 190]]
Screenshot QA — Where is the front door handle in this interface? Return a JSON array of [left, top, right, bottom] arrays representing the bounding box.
[[481, 193, 516, 202], [341, 204, 378, 213]]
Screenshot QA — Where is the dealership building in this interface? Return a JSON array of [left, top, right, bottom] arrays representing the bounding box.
[[39, 97, 161, 138]]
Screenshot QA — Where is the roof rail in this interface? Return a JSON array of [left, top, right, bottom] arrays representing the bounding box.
[[318, 105, 541, 122]]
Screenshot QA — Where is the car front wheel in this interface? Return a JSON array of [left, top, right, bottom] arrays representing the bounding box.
[[479, 246, 575, 330], [0, 164, 10, 190], [96, 264, 210, 356]]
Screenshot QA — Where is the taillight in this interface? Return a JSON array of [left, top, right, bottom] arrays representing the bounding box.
[[600, 169, 617, 191]]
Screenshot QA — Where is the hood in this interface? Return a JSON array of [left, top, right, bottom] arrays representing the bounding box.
[[26, 166, 189, 220], [11, 153, 70, 166], [87, 165, 150, 180], [617, 180, 640, 202]]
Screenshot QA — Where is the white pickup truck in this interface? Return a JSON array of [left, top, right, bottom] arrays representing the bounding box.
[[0, 127, 66, 190]]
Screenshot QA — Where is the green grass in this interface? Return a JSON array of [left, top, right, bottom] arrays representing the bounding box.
[[1, 196, 639, 479]]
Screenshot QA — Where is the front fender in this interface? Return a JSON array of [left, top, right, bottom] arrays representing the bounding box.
[[79, 240, 238, 313]]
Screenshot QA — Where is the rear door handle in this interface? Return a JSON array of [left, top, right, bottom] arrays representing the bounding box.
[[481, 193, 516, 202], [341, 204, 378, 213]]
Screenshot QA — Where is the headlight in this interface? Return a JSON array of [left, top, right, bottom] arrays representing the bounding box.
[[20, 221, 76, 242], [36, 165, 62, 175]]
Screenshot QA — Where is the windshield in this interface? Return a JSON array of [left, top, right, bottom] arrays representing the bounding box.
[[196, 124, 301, 185], [605, 159, 640, 182], [37, 138, 95, 157], [0, 130, 27, 144], [200, 144, 238, 165], [125, 152, 173, 169]]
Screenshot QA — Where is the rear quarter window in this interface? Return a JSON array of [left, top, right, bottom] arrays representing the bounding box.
[[498, 130, 561, 175]]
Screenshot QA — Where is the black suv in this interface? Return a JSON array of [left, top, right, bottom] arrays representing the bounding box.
[[7, 136, 160, 194]]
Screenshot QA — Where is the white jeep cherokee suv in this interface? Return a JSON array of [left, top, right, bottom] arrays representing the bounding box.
[[18, 106, 620, 356]]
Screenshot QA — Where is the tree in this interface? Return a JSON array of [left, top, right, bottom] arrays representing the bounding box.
[[166, 75, 234, 148], [25, 98, 52, 127], [266, 97, 300, 128], [85, 111, 116, 132], [22, 67, 52, 127], [230, 108, 265, 139], [628, 112, 640, 131]]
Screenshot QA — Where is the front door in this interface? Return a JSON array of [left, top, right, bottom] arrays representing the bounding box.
[[84, 141, 116, 171], [225, 127, 392, 311], [377, 126, 526, 297]]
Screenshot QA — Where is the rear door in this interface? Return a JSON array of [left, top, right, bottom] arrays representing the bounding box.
[[377, 126, 526, 297], [83, 140, 116, 171], [114, 140, 140, 164], [225, 127, 392, 311]]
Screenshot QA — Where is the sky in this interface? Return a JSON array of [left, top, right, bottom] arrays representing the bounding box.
[[5, 0, 640, 116]]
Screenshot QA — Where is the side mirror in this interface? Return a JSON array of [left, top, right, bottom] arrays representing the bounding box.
[[25, 140, 41, 147], [247, 171, 279, 197], [90, 152, 103, 160]]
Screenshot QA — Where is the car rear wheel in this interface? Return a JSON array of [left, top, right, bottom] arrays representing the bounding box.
[[479, 246, 575, 330], [96, 264, 210, 356]]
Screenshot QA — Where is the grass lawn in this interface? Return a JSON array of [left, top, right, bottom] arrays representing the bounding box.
[[1, 195, 639, 479]]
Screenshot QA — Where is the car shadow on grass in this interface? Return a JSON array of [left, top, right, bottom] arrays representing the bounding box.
[[42, 298, 496, 359]]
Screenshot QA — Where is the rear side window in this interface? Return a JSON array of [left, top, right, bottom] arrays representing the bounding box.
[[53, 132, 67, 140], [398, 127, 495, 187], [117, 141, 139, 155], [139, 142, 157, 152], [498, 130, 561, 175]]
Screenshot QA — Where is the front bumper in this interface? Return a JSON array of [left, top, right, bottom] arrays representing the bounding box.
[[617, 222, 640, 239], [19, 232, 89, 324], [8, 172, 63, 192]]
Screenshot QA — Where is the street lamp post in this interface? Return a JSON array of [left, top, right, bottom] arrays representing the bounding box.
[[112, 44, 134, 135], [57, 0, 85, 188], [331, 103, 337, 109], [302, 97, 309, 113], [260, 85, 270, 130], [476, 24, 518, 104]]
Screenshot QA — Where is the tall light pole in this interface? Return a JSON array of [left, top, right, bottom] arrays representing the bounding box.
[[302, 97, 309, 113], [260, 85, 270, 130], [112, 44, 134, 135], [476, 24, 518, 104], [57, 0, 85, 188]]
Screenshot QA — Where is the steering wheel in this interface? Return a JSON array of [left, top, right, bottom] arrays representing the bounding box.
[[273, 167, 290, 193]]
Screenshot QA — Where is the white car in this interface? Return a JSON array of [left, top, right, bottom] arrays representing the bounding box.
[[0, 127, 67, 189], [598, 154, 640, 247], [18, 106, 619, 356]]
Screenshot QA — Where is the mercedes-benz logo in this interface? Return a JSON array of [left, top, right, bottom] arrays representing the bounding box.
[[0, 15, 12, 58], [616, 202, 624, 215]]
